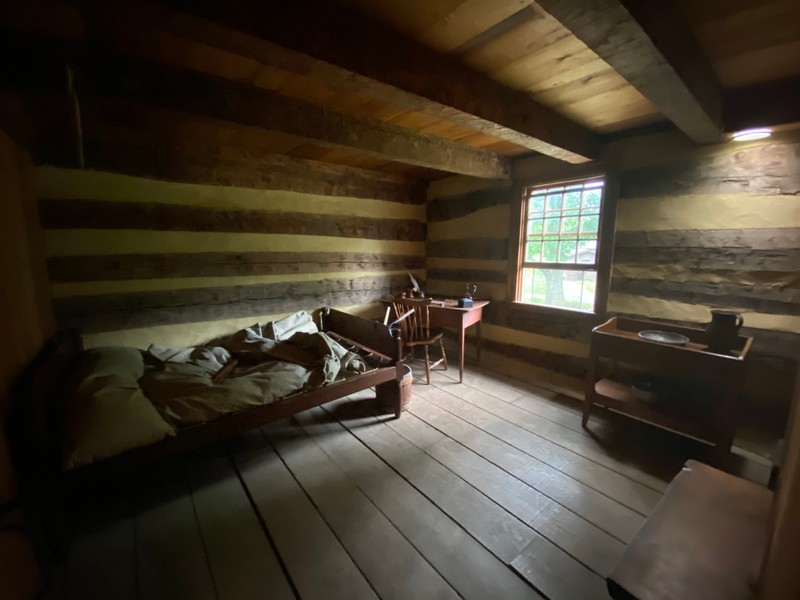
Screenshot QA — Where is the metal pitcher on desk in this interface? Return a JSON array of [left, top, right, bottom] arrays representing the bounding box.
[[706, 309, 743, 353]]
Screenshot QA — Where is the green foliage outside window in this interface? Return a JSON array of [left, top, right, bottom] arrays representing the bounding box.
[[518, 179, 604, 312]]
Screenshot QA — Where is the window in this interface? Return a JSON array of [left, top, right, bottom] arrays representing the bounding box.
[[513, 176, 607, 313]]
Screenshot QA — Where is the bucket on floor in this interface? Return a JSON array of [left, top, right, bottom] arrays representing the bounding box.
[[378, 365, 413, 414], [398, 365, 413, 410]]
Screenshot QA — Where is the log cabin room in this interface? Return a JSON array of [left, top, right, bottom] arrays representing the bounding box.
[[1, 1, 799, 599]]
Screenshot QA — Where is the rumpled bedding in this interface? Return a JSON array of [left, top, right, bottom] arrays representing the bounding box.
[[140, 311, 369, 427]]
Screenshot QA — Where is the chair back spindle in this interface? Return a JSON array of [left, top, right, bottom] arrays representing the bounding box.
[[390, 296, 447, 384]]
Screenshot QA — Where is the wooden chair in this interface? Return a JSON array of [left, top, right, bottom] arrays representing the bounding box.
[[390, 297, 447, 384]]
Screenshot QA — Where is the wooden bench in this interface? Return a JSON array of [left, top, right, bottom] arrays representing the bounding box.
[[608, 459, 773, 600]]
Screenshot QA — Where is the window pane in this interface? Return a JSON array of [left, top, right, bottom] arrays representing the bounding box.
[[541, 241, 559, 262], [527, 219, 543, 236], [544, 218, 560, 234], [528, 195, 545, 217], [577, 240, 596, 264], [525, 241, 542, 262], [522, 268, 597, 311], [564, 191, 581, 210], [582, 189, 602, 210], [521, 268, 534, 304], [561, 215, 579, 234], [580, 271, 598, 311], [580, 214, 599, 235], [545, 194, 562, 212], [559, 240, 577, 263]]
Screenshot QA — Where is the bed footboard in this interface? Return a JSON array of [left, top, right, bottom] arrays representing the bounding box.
[[321, 307, 401, 361]]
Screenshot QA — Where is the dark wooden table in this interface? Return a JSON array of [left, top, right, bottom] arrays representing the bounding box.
[[584, 316, 753, 456], [429, 299, 489, 383]]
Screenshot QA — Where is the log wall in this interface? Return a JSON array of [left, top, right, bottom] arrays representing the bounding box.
[[426, 129, 800, 415], [39, 165, 426, 349]]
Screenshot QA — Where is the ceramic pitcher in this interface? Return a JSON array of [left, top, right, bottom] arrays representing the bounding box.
[[706, 309, 743, 353]]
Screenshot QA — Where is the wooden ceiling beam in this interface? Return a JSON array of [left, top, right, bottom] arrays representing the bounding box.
[[157, 0, 599, 164], [78, 56, 511, 178], [537, 0, 726, 145]]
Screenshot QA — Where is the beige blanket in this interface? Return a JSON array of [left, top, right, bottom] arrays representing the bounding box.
[[141, 312, 368, 427]]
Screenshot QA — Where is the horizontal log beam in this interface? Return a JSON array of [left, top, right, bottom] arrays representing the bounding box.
[[55, 274, 411, 332], [613, 247, 800, 272], [83, 121, 427, 203], [426, 238, 509, 261], [619, 140, 800, 197], [615, 228, 800, 251], [537, 0, 725, 145], [428, 187, 511, 222], [427, 268, 508, 284], [157, 0, 598, 163], [40, 199, 426, 241], [48, 252, 425, 283], [611, 277, 800, 316], [76, 58, 511, 179], [484, 301, 598, 343], [476, 337, 589, 380]]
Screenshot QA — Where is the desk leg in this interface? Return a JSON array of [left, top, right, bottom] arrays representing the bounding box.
[[459, 325, 465, 383], [476, 320, 482, 366]]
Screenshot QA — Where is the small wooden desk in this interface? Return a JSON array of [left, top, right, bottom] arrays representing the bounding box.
[[429, 299, 489, 383]]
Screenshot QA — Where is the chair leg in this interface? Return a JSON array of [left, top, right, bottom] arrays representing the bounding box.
[[438, 338, 447, 370], [424, 345, 431, 384]]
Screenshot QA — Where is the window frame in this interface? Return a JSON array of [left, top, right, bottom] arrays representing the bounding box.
[[508, 169, 618, 317]]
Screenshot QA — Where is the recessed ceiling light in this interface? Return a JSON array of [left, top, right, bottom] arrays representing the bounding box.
[[731, 128, 772, 142]]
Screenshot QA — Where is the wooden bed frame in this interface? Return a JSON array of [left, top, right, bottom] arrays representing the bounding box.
[[8, 307, 405, 493]]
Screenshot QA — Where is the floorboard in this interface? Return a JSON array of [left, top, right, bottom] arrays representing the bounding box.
[[382, 401, 629, 574], [406, 395, 644, 544], [322, 395, 537, 563], [292, 406, 543, 600], [55, 364, 766, 600], [324, 393, 624, 589], [268, 418, 459, 600], [188, 454, 294, 600], [415, 381, 663, 515], [232, 429, 375, 600], [135, 465, 218, 600], [429, 370, 670, 494]]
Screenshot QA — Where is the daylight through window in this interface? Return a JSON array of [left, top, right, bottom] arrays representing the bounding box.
[[517, 178, 605, 312]]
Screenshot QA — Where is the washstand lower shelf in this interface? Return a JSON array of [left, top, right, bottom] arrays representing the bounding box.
[[594, 378, 720, 444]]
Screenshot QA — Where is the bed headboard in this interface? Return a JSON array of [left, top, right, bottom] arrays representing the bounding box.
[[320, 308, 401, 361], [7, 330, 83, 480]]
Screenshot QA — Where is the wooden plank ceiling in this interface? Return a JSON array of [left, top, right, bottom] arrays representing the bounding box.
[[1, 0, 798, 181]]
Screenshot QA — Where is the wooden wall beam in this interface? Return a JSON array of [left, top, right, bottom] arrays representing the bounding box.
[[158, 0, 598, 164], [55, 274, 410, 332], [48, 252, 425, 283], [78, 57, 512, 179], [537, 0, 725, 145], [81, 120, 428, 203]]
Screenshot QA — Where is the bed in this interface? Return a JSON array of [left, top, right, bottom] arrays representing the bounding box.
[[9, 307, 405, 492]]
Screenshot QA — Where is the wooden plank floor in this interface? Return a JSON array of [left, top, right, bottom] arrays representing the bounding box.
[[42, 364, 769, 600]]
